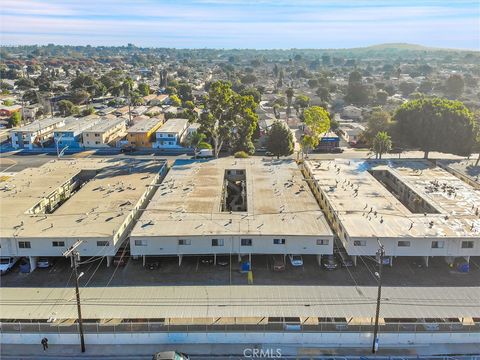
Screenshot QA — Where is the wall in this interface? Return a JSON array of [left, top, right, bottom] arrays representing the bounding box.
[[130, 235, 333, 256], [2, 331, 479, 349]]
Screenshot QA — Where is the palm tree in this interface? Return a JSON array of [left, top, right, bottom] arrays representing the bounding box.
[[285, 88, 294, 118], [372, 131, 392, 159], [185, 131, 207, 158]]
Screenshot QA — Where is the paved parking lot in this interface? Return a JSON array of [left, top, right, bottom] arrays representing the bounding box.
[[2, 254, 479, 288]]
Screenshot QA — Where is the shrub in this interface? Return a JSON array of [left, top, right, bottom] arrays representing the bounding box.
[[234, 151, 249, 158]]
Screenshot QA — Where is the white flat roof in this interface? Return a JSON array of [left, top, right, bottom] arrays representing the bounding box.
[[127, 117, 163, 133], [83, 118, 125, 133], [54, 117, 100, 133], [157, 118, 188, 134], [0, 158, 166, 239], [132, 158, 332, 238], [304, 159, 480, 239], [13, 117, 65, 133]]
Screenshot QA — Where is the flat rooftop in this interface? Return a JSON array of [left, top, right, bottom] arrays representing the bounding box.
[[132, 158, 332, 238], [157, 118, 188, 133], [13, 117, 65, 132], [54, 117, 100, 133], [1, 285, 478, 320], [0, 158, 166, 239], [304, 159, 480, 239], [127, 117, 163, 133], [438, 159, 480, 186], [83, 118, 125, 133]]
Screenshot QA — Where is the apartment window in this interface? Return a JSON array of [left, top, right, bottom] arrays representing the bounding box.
[[398, 240, 411, 247], [135, 240, 147, 246], [52, 241, 65, 247], [241, 238, 252, 246], [19, 241, 31, 249], [431, 241, 444, 249], [168, 134, 174, 137], [462, 241, 474, 249], [316, 239, 329, 245], [212, 239, 224, 247], [97, 241, 109, 247], [178, 239, 191, 246], [353, 240, 366, 246], [273, 238, 286, 245], [95, 133, 100, 137]]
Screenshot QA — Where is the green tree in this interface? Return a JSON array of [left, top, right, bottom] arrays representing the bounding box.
[[266, 121, 294, 159], [301, 134, 317, 157], [376, 90, 389, 105], [169, 94, 182, 107], [393, 97, 476, 159], [14, 78, 35, 90], [81, 106, 95, 116], [138, 83, 150, 96], [9, 111, 21, 127], [285, 88, 294, 117], [58, 100, 78, 116], [445, 74, 464, 99], [294, 95, 310, 114], [399, 81, 417, 97], [303, 106, 330, 139], [240, 87, 261, 103], [372, 131, 392, 159], [184, 131, 207, 158], [184, 100, 195, 110], [69, 89, 90, 105], [177, 83, 193, 102], [361, 108, 392, 146], [200, 80, 258, 157], [316, 87, 331, 103], [345, 70, 370, 105]]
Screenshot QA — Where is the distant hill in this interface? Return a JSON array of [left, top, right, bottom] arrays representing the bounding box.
[[359, 43, 471, 52]]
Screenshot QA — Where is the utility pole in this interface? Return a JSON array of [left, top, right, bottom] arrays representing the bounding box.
[[63, 240, 86, 353], [372, 239, 385, 354]]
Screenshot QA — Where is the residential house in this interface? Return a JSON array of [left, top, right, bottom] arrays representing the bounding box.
[[153, 118, 189, 149], [83, 118, 127, 148], [11, 117, 66, 149], [126, 116, 164, 149]]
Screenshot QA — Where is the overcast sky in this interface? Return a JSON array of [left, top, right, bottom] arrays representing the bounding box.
[[1, 0, 479, 49]]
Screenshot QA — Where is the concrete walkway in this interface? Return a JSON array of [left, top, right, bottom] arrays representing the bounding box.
[[2, 343, 480, 359]]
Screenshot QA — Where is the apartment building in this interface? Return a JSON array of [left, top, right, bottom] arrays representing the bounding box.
[[0, 158, 168, 271], [83, 118, 126, 148], [130, 158, 333, 264], [11, 117, 66, 149], [126, 116, 164, 149], [153, 118, 189, 149], [303, 159, 480, 266], [53, 117, 100, 148]]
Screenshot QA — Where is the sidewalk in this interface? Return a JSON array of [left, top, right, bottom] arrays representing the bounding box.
[[2, 343, 479, 359]]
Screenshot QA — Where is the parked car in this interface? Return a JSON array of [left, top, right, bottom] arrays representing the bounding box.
[[335, 250, 353, 267], [152, 351, 189, 360], [288, 254, 303, 267], [120, 145, 135, 153], [321, 255, 339, 270], [270, 255, 286, 271], [0, 257, 18, 275], [329, 147, 344, 153], [37, 257, 51, 268]]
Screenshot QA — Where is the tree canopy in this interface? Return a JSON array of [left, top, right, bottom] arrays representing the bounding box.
[[372, 131, 392, 159], [266, 121, 294, 159], [303, 106, 331, 139], [361, 108, 392, 146], [199, 80, 258, 157], [393, 97, 476, 158]]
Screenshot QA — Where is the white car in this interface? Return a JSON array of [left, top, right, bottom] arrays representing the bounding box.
[[37, 257, 51, 268], [0, 257, 18, 275], [288, 254, 304, 267]]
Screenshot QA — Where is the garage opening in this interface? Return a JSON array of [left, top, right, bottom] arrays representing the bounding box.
[[221, 169, 247, 212]]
